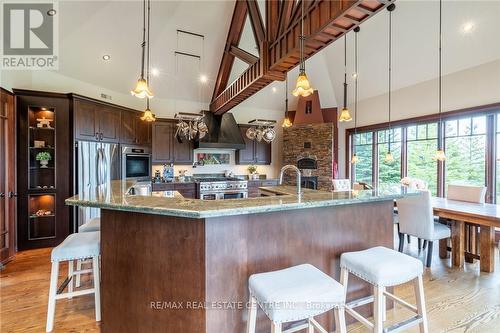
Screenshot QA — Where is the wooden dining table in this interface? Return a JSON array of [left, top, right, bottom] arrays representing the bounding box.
[[432, 197, 500, 272]]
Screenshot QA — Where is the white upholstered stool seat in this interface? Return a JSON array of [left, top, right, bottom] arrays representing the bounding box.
[[247, 264, 346, 333], [340, 247, 428, 333], [340, 246, 423, 287], [51, 231, 100, 262], [46, 232, 101, 332], [78, 217, 101, 233]]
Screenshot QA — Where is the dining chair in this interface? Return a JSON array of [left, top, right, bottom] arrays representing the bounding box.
[[446, 184, 487, 262], [332, 179, 351, 192], [396, 190, 451, 267]]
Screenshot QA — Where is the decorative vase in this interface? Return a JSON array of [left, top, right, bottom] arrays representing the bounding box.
[[251, 173, 259, 180], [40, 160, 49, 168]]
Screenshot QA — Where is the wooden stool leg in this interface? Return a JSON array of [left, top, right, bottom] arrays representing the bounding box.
[[76, 259, 82, 287], [413, 275, 429, 333], [46, 261, 59, 332], [340, 267, 349, 296], [271, 322, 282, 333], [334, 307, 347, 333], [381, 287, 387, 321], [92, 256, 101, 322], [246, 296, 257, 333], [373, 286, 384, 333], [67, 260, 73, 298]]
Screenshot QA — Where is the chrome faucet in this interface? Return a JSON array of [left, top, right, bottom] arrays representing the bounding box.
[[279, 165, 302, 195]]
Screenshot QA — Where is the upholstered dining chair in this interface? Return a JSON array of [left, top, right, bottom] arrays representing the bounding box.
[[446, 184, 487, 262], [332, 179, 351, 192], [396, 190, 451, 267]]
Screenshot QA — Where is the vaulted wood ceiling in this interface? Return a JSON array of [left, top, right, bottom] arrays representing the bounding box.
[[210, 0, 395, 114]]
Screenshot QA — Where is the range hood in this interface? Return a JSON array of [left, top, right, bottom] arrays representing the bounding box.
[[196, 111, 245, 150]]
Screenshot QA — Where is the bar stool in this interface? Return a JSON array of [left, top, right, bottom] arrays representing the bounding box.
[[75, 217, 101, 287], [46, 231, 101, 332], [246, 264, 346, 333], [340, 247, 428, 333]]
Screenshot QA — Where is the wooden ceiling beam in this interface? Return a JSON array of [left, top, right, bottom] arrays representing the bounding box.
[[211, 0, 247, 101], [229, 45, 259, 65], [266, 0, 279, 43], [277, 0, 295, 42], [246, 0, 266, 46]]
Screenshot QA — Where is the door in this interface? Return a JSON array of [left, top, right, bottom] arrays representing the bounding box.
[[121, 110, 137, 144], [136, 118, 151, 145], [97, 105, 120, 143], [173, 139, 193, 164], [152, 121, 174, 163], [74, 99, 98, 141], [255, 141, 271, 165], [1, 89, 16, 264], [236, 125, 256, 164]]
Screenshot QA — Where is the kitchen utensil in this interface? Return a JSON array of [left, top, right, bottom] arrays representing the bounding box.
[[246, 127, 256, 140]]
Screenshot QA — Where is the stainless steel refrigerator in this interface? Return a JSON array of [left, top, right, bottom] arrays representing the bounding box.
[[75, 141, 120, 229]]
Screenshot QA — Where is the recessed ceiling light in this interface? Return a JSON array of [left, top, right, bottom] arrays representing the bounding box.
[[199, 75, 208, 83], [271, 87, 277, 93], [151, 68, 160, 77], [461, 22, 475, 34], [47, 9, 56, 16], [102, 54, 111, 61]]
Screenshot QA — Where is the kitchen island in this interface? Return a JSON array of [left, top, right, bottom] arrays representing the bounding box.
[[66, 181, 416, 333]]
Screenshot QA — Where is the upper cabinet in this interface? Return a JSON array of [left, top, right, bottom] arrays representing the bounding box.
[[73, 97, 151, 145], [152, 120, 193, 164], [236, 125, 272, 165], [74, 98, 120, 143], [121, 110, 151, 145]]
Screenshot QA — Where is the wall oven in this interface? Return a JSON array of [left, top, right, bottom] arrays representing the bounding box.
[[122, 146, 152, 181]]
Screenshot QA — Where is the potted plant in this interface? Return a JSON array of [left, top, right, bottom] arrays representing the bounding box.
[[36, 151, 52, 168], [247, 165, 258, 180]]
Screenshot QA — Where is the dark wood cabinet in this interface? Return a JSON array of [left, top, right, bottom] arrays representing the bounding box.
[[0, 88, 16, 264], [152, 121, 174, 163], [14, 89, 72, 250], [151, 182, 196, 199], [247, 179, 279, 197], [74, 97, 121, 143], [121, 110, 151, 145], [152, 120, 193, 164], [236, 125, 272, 165]]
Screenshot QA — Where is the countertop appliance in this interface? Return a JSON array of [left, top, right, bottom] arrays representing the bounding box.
[[196, 177, 248, 200], [76, 141, 120, 228], [122, 146, 152, 181]]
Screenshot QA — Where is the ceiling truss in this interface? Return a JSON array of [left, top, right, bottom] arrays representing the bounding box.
[[210, 0, 395, 114]]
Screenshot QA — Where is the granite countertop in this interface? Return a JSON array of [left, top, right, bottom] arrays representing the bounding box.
[[66, 180, 418, 219]]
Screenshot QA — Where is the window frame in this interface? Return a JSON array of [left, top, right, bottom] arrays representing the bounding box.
[[345, 103, 500, 202]]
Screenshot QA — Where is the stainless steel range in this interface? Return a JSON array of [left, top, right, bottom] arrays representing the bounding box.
[[196, 177, 248, 200]]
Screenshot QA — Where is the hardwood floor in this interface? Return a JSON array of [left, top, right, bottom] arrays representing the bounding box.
[[1, 241, 499, 333]]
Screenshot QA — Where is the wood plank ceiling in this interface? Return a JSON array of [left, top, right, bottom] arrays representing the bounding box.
[[210, 0, 395, 115]]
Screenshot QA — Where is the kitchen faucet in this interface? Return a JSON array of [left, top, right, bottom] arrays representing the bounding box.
[[279, 165, 302, 195]]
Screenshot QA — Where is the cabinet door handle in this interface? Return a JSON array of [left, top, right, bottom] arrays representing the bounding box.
[[8, 192, 17, 198], [95, 132, 99, 141], [99, 133, 103, 140], [0, 192, 4, 198]]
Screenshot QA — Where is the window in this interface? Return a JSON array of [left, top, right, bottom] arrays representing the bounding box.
[[353, 132, 373, 185], [406, 123, 438, 195], [377, 128, 402, 184], [444, 116, 487, 193]]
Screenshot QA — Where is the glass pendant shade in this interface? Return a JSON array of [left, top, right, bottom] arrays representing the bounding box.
[[339, 107, 352, 122], [140, 108, 156, 122], [434, 149, 446, 161], [282, 117, 292, 128], [131, 78, 154, 99], [351, 153, 359, 164], [292, 71, 314, 97], [385, 151, 394, 163]]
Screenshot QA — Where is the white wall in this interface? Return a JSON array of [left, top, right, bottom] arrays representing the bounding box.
[[337, 59, 500, 177]]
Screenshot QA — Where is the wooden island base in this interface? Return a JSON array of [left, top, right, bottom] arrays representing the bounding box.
[[100, 200, 394, 333]]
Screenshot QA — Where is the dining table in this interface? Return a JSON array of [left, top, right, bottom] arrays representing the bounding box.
[[432, 197, 500, 273]]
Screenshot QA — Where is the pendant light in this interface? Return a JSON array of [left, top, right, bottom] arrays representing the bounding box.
[[282, 75, 293, 128], [339, 35, 352, 122], [385, 4, 395, 164], [292, 0, 313, 97], [140, 0, 156, 121], [351, 27, 360, 164], [434, 0, 446, 161], [131, 0, 154, 99]]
